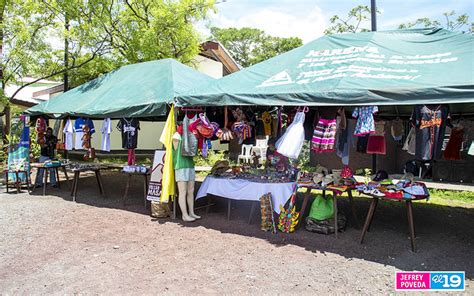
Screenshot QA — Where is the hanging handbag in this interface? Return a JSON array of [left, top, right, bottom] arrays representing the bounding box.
[[308, 194, 334, 221], [181, 114, 198, 156]]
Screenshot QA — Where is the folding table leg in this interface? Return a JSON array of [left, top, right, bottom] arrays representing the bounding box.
[[5, 170, 9, 193], [15, 172, 21, 193], [347, 190, 360, 229], [143, 174, 148, 208], [62, 167, 71, 189], [297, 189, 311, 228], [227, 199, 231, 221], [123, 174, 132, 205], [359, 198, 378, 244], [248, 201, 258, 224], [72, 171, 79, 202], [43, 169, 48, 196], [55, 168, 61, 189], [406, 200, 416, 252], [333, 193, 338, 239]]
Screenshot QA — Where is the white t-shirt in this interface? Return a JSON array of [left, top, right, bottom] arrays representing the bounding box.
[[101, 118, 112, 152], [63, 119, 74, 150]]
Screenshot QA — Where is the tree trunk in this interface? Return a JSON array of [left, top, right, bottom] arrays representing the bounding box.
[[63, 15, 69, 91], [0, 1, 9, 138]]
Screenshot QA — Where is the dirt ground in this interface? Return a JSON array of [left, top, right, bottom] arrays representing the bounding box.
[[0, 171, 473, 295]]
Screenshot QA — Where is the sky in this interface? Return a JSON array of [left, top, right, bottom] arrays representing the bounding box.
[[199, 0, 474, 43]]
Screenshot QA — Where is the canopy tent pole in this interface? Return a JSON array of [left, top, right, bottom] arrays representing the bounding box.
[[371, 0, 377, 173]]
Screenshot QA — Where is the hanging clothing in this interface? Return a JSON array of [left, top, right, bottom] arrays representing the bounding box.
[[391, 118, 404, 141], [261, 111, 272, 136], [352, 106, 378, 136], [63, 119, 74, 151], [117, 118, 140, 149], [311, 119, 337, 153], [336, 119, 355, 166], [357, 135, 370, 153], [172, 133, 195, 170], [127, 149, 135, 165], [276, 111, 305, 159], [101, 118, 112, 152], [367, 121, 386, 155], [403, 127, 416, 155], [412, 104, 450, 161], [74, 118, 95, 150], [443, 126, 464, 160], [181, 115, 198, 156], [159, 106, 176, 203], [468, 141, 474, 156]]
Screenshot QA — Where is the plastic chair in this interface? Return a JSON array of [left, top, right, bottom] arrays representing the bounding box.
[[237, 144, 253, 164], [252, 138, 268, 164]]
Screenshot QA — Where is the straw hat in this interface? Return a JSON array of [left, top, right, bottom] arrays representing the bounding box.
[[211, 160, 230, 175]]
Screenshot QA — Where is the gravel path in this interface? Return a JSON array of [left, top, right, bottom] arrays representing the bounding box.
[[0, 172, 472, 294]]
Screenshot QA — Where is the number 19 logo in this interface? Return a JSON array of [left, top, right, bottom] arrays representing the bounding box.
[[430, 272, 464, 291]]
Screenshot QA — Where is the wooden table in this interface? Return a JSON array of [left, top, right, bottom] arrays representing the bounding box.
[[359, 195, 427, 252], [4, 169, 32, 193], [297, 185, 360, 238], [70, 166, 106, 202], [122, 171, 150, 208], [30, 163, 70, 196]]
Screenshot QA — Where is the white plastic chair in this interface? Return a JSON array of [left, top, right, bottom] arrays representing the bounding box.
[[237, 144, 253, 164], [252, 138, 268, 164]]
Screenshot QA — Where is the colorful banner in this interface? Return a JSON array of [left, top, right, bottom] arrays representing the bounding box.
[[146, 150, 166, 202], [7, 116, 30, 183]]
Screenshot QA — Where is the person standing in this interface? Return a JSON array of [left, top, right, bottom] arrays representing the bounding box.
[[35, 127, 58, 188]]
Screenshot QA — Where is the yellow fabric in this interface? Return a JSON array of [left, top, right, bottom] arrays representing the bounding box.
[[262, 111, 272, 136], [159, 105, 176, 203]]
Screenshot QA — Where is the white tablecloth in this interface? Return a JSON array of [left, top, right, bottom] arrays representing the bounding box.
[[196, 176, 296, 213]]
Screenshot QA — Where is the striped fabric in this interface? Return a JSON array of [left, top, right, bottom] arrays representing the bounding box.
[[311, 118, 337, 153]]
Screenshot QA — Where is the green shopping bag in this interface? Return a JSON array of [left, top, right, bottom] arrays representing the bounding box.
[[308, 194, 334, 221]]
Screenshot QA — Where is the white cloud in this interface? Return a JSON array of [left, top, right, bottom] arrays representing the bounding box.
[[206, 6, 327, 43]]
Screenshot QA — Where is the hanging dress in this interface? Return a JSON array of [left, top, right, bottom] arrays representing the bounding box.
[[276, 111, 305, 159]]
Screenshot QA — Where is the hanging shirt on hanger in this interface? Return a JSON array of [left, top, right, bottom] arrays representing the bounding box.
[[411, 104, 450, 161], [101, 118, 112, 152], [117, 118, 140, 149], [63, 119, 74, 150], [74, 118, 95, 149], [352, 106, 378, 136]]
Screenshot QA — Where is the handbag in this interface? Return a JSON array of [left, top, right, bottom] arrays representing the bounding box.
[[308, 194, 334, 221], [181, 115, 198, 156]]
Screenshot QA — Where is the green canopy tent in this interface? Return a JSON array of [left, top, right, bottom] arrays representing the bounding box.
[[175, 28, 474, 115], [26, 59, 215, 119]]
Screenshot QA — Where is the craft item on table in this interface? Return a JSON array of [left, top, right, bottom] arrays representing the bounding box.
[[260, 193, 276, 233], [411, 104, 451, 161], [391, 118, 404, 141], [340, 166, 353, 178], [276, 110, 306, 159], [62, 119, 74, 151], [402, 127, 416, 155], [443, 126, 464, 160], [44, 160, 62, 167], [352, 106, 378, 136], [367, 121, 386, 155], [277, 187, 299, 233], [211, 160, 230, 176], [101, 118, 112, 152], [123, 165, 149, 173]]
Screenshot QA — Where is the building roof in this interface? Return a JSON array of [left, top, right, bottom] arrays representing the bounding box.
[[199, 41, 241, 75]]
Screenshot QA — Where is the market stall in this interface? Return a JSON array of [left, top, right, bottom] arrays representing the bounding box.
[[23, 59, 215, 212], [172, 28, 473, 248]]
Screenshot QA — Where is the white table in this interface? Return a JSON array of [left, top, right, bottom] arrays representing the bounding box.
[[197, 176, 296, 217]]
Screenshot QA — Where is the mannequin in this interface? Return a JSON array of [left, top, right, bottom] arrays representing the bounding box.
[[172, 129, 201, 222]]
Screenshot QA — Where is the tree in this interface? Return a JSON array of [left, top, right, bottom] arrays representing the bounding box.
[[1, 0, 216, 136], [324, 5, 375, 35], [210, 27, 303, 67], [398, 10, 473, 33]]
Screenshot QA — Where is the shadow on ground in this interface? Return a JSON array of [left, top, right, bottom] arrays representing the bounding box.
[[21, 170, 474, 279]]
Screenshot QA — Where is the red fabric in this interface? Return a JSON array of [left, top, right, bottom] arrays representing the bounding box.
[[128, 149, 135, 165], [384, 191, 403, 199], [367, 135, 386, 155], [176, 125, 183, 135], [444, 127, 463, 160]]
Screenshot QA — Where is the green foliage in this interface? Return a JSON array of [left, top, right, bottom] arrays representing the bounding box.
[[210, 27, 303, 67], [398, 10, 473, 33], [324, 5, 375, 35], [193, 150, 229, 167], [429, 189, 474, 203]]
